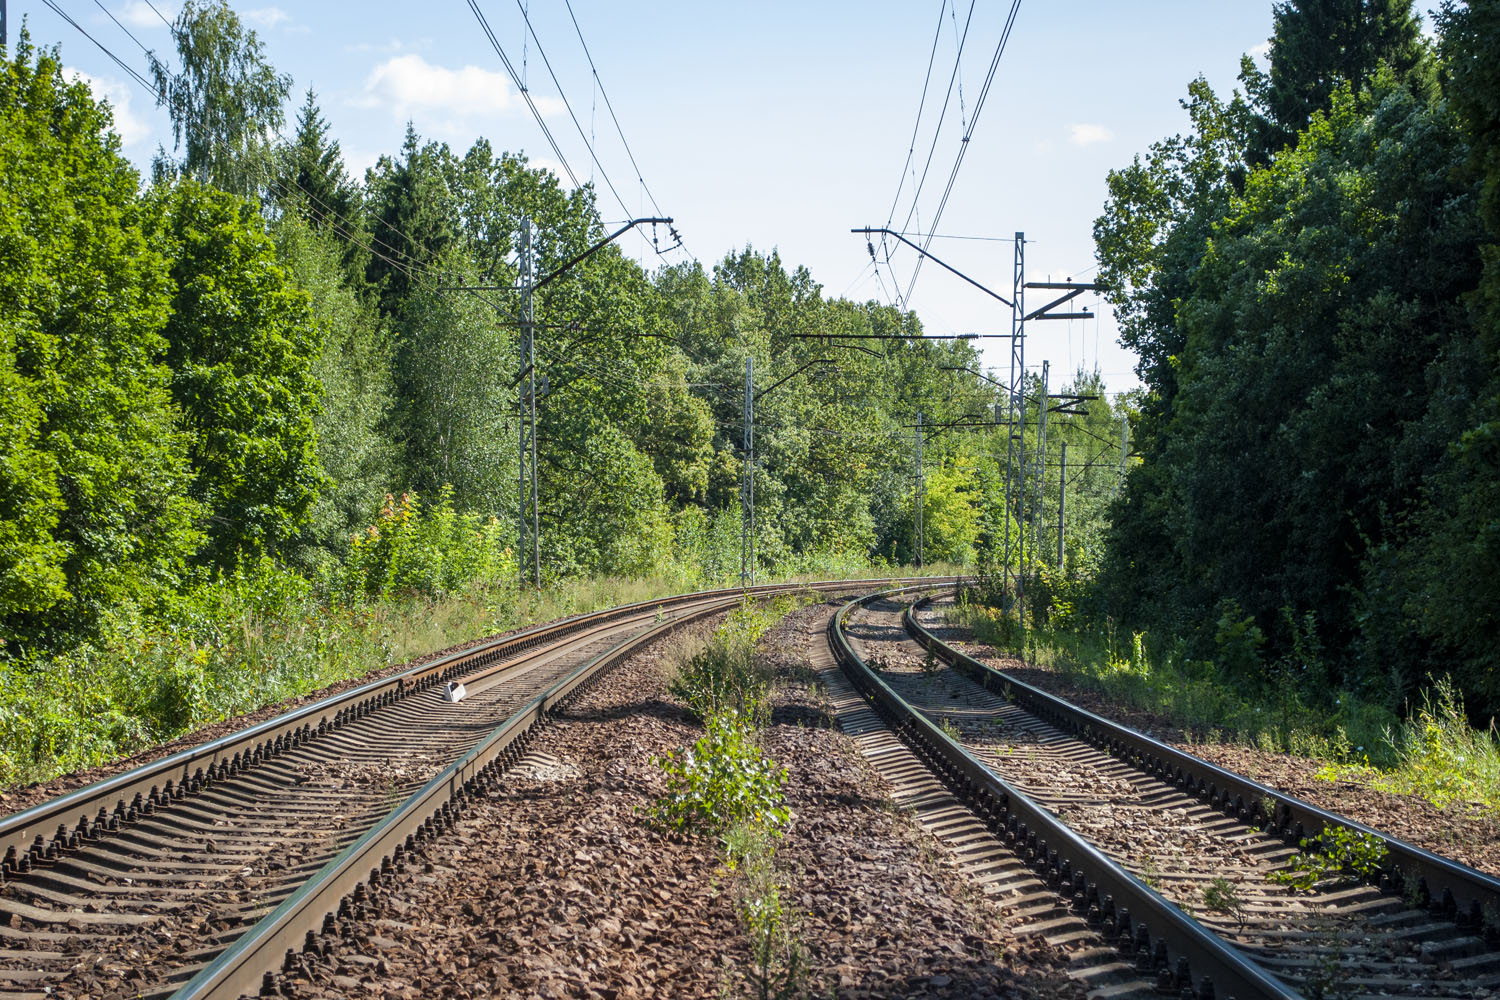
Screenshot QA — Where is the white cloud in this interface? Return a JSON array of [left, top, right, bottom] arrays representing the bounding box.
[[1249, 40, 1272, 60], [356, 53, 562, 123], [1068, 123, 1114, 147], [244, 7, 290, 29], [115, 1, 165, 30], [65, 67, 150, 149]]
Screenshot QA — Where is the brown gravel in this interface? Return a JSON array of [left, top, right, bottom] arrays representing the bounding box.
[[918, 605, 1500, 878], [279, 601, 1081, 1000]]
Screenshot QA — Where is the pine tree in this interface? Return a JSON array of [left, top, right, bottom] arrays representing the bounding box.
[[276, 88, 355, 229]]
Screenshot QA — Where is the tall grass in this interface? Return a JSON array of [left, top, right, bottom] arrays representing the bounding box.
[[946, 602, 1500, 813], [0, 546, 934, 793]]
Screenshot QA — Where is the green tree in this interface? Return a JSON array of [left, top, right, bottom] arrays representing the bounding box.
[[151, 180, 324, 570], [150, 0, 292, 199], [274, 88, 357, 231], [0, 33, 199, 644], [389, 257, 514, 521], [363, 126, 459, 318], [274, 213, 396, 564], [1243, 0, 1431, 163], [1404, 0, 1500, 714]]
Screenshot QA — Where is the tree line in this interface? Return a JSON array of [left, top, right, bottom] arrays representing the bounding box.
[[1093, 0, 1500, 722], [0, 2, 1129, 666]]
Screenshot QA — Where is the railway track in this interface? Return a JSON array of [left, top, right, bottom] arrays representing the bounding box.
[[0, 578, 940, 1000], [834, 589, 1500, 1000]]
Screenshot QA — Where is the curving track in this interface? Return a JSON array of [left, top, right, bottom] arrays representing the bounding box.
[[834, 588, 1500, 1000], [0, 578, 940, 1000]]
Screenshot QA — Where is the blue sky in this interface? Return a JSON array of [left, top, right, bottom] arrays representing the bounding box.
[[11, 1, 1300, 395]]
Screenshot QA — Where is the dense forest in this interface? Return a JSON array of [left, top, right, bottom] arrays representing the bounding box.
[[0, 4, 1125, 782], [1093, 0, 1500, 725]]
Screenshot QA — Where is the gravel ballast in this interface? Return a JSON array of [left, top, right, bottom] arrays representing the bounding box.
[[276, 602, 1081, 999], [916, 603, 1500, 877]]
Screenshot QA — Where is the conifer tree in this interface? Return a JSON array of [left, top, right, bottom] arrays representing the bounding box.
[[276, 88, 355, 229]]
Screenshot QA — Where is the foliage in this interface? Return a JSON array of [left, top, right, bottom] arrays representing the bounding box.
[[670, 628, 763, 723], [274, 89, 358, 231], [669, 598, 803, 726], [1319, 678, 1500, 810], [1201, 877, 1246, 925], [272, 213, 396, 563], [945, 602, 1402, 759], [1271, 826, 1389, 892], [727, 822, 809, 1000], [342, 488, 512, 600], [0, 32, 199, 647], [1242, 0, 1432, 164], [149, 0, 291, 199], [388, 259, 514, 522], [649, 710, 788, 835], [1093, 0, 1500, 723], [151, 179, 325, 571]]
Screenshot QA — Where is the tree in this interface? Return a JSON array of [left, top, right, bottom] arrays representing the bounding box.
[[274, 213, 396, 564], [1404, 0, 1500, 715], [1243, 0, 1430, 163], [274, 89, 356, 231], [151, 180, 324, 570], [0, 33, 199, 645], [150, 0, 291, 199], [389, 256, 513, 522], [363, 126, 459, 318]]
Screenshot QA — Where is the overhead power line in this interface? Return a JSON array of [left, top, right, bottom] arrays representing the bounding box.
[[91, 0, 151, 56], [43, 0, 154, 91], [464, 0, 582, 189], [139, 0, 172, 29], [561, 0, 660, 219], [506, 0, 630, 218], [882, 1, 951, 251], [893, 0, 977, 252], [903, 0, 1023, 304]]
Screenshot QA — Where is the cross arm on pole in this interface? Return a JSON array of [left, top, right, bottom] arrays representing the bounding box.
[[1022, 280, 1105, 322], [940, 365, 1007, 390], [853, 227, 1014, 308], [754, 358, 837, 403], [534, 217, 674, 291]]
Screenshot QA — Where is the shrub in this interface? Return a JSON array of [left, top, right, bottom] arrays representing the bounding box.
[[1271, 826, 1388, 892], [670, 635, 768, 725], [1380, 678, 1500, 809], [649, 710, 788, 835], [341, 486, 513, 600]]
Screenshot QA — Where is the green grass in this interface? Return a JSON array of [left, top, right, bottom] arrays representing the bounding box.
[[945, 603, 1500, 815], [0, 563, 944, 794], [1314, 680, 1500, 812]]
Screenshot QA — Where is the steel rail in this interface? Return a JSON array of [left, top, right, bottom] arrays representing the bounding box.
[[172, 592, 732, 1000], [0, 577, 943, 881], [831, 588, 1301, 1000], [903, 594, 1500, 944]]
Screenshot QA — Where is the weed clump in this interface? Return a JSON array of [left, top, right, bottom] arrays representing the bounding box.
[[1271, 826, 1388, 892], [649, 710, 787, 835]]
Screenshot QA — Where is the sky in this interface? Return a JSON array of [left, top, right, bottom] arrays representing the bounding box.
[[8, 0, 1295, 397]]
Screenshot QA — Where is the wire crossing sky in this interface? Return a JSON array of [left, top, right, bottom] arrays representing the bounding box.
[[14, 0, 1293, 395]]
